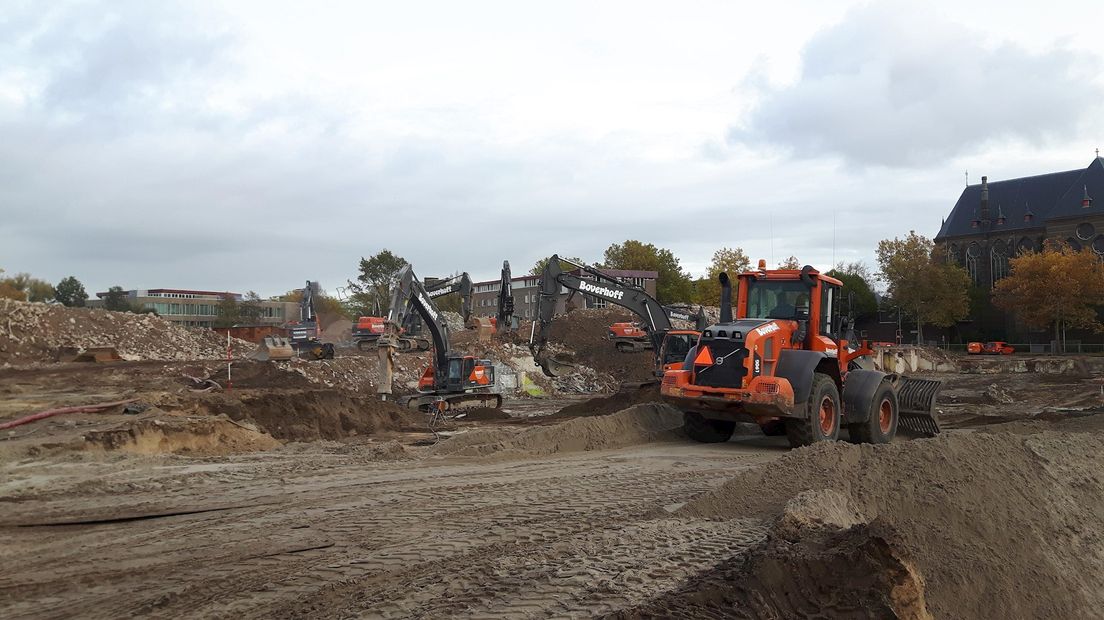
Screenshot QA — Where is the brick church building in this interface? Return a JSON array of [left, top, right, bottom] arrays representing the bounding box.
[[933, 155, 1104, 342]]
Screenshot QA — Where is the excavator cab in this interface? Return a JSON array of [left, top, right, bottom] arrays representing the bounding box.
[[658, 330, 698, 374], [443, 355, 496, 392]]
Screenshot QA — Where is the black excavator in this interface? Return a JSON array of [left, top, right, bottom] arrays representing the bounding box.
[[528, 255, 703, 379], [377, 264, 501, 411], [287, 280, 335, 360]]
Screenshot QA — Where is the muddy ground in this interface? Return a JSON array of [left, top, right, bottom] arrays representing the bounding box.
[[2, 352, 1104, 618]]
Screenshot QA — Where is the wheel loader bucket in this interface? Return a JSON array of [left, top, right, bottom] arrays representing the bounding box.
[[252, 336, 294, 361], [536, 355, 577, 378], [894, 376, 942, 436]]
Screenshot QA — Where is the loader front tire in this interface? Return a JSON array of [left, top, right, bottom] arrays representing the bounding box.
[[848, 383, 898, 444], [684, 412, 735, 443], [785, 373, 841, 448]]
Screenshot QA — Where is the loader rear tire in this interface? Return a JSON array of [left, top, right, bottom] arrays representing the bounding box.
[[785, 373, 841, 448], [683, 412, 735, 443], [848, 383, 898, 444]]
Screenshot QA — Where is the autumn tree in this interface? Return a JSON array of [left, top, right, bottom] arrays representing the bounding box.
[[993, 243, 1104, 352], [281, 286, 350, 326], [876, 231, 970, 344], [777, 255, 802, 269], [693, 247, 751, 305], [347, 249, 407, 316], [0, 272, 54, 302], [603, 240, 693, 304], [55, 276, 89, 307], [826, 262, 879, 322], [102, 286, 131, 311]]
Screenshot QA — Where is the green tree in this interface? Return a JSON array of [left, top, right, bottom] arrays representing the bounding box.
[[55, 276, 89, 307], [778, 255, 801, 269], [239, 291, 264, 323], [694, 247, 751, 305], [214, 293, 241, 327], [993, 243, 1104, 352], [347, 249, 407, 316], [530, 256, 585, 276], [826, 262, 879, 322], [876, 231, 970, 344], [602, 240, 693, 304], [102, 286, 131, 311]]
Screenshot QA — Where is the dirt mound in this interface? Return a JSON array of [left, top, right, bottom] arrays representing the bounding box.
[[433, 402, 683, 457], [546, 308, 656, 384], [615, 494, 931, 619], [552, 383, 661, 418], [0, 299, 256, 366], [83, 416, 281, 456], [674, 430, 1104, 619], [194, 390, 421, 441]]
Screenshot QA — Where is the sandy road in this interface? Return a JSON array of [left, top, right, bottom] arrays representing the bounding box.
[[1, 436, 786, 619]]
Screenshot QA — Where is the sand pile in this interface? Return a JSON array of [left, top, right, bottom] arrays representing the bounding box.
[[658, 428, 1104, 619], [433, 403, 683, 457], [0, 299, 255, 365], [82, 416, 281, 456], [552, 383, 661, 418], [193, 390, 421, 441]]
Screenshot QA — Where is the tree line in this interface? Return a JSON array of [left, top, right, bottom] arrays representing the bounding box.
[[7, 234, 1101, 346]]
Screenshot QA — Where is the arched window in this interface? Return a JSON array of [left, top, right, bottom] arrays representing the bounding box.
[[948, 243, 960, 266], [966, 243, 981, 285], [990, 240, 1009, 284], [1017, 236, 1034, 254]]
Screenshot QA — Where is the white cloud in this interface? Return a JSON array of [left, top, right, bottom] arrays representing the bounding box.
[[729, 2, 1104, 167]]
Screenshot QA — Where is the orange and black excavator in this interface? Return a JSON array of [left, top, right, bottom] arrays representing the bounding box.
[[529, 255, 702, 378], [377, 264, 501, 411], [608, 304, 708, 353], [661, 261, 941, 448]]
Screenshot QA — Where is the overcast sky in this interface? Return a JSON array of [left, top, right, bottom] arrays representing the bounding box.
[[2, 0, 1101, 297]]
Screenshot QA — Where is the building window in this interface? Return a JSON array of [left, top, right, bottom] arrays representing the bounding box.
[[966, 243, 980, 285], [1092, 235, 1104, 255], [990, 240, 1009, 284]]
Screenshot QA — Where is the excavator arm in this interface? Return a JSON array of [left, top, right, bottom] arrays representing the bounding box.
[[424, 272, 473, 324], [664, 304, 709, 331], [383, 265, 452, 377], [496, 261, 515, 333], [529, 254, 674, 376]]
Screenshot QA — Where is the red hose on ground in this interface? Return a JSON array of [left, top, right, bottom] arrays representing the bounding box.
[[0, 399, 139, 431]]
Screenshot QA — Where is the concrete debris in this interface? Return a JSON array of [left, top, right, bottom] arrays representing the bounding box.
[[0, 299, 256, 366]]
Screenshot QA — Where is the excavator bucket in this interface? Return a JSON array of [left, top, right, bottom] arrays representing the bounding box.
[[536, 355, 577, 378], [252, 336, 294, 361], [894, 376, 943, 436]]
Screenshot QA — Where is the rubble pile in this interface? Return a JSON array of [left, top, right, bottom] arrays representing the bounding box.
[[0, 299, 255, 366]]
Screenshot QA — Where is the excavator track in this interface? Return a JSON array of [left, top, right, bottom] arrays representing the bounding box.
[[401, 392, 503, 412]]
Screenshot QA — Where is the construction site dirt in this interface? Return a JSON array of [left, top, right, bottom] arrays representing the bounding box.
[[3, 301, 1104, 619]]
